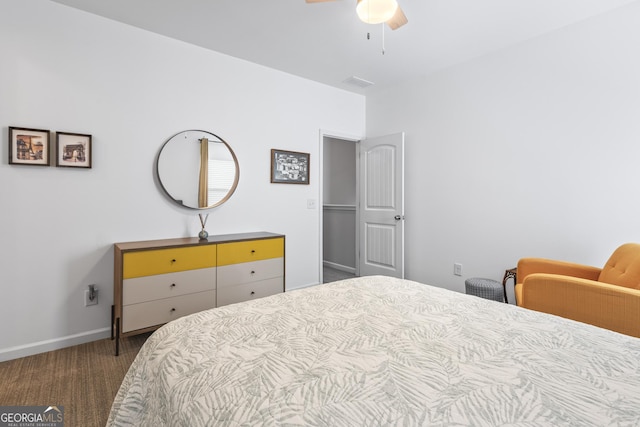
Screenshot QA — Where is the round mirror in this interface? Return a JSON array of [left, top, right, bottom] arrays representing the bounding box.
[[157, 130, 239, 209]]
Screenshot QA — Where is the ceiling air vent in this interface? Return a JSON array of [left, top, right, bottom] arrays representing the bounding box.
[[343, 76, 374, 89]]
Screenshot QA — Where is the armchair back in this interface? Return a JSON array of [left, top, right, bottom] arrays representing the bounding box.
[[598, 243, 640, 289]]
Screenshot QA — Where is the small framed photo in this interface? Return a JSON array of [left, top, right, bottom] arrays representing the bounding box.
[[8, 127, 51, 166], [56, 132, 92, 168], [271, 149, 310, 184]]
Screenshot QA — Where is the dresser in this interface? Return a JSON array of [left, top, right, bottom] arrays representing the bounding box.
[[112, 232, 284, 355]]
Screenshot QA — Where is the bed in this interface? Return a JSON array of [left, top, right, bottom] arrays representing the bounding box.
[[107, 276, 640, 426]]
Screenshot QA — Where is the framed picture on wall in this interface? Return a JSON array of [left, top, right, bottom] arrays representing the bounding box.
[[271, 149, 310, 184], [8, 127, 51, 166], [56, 132, 92, 169]]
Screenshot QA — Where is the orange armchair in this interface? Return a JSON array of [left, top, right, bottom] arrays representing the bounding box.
[[516, 243, 640, 337]]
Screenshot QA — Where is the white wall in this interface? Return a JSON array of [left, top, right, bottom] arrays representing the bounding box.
[[0, 1, 364, 360], [366, 2, 640, 301]]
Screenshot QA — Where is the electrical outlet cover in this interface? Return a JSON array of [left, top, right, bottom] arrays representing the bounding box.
[[85, 290, 98, 306], [454, 263, 463, 276]]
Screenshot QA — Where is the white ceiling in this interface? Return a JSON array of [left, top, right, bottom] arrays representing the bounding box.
[[51, 0, 636, 94]]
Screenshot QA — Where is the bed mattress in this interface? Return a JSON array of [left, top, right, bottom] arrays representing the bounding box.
[[108, 275, 640, 426]]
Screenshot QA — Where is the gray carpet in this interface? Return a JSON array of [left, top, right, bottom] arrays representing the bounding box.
[[323, 266, 356, 283], [0, 334, 149, 427]]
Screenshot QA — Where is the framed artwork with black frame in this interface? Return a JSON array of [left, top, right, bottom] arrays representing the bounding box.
[[271, 149, 310, 184], [56, 132, 92, 169], [8, 126, 50, 166]]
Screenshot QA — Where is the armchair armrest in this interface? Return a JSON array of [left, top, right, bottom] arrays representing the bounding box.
[[521, 273, 640, 338], [517, 258, 602, 283]]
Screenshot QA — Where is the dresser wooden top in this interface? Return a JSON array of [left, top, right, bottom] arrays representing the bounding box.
[[115, 232, 284, 252]]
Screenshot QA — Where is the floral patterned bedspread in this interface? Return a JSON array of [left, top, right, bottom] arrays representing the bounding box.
[[108, 276, 640, 426]]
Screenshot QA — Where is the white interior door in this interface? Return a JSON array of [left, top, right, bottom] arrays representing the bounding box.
[[359, 132, 405, 278]]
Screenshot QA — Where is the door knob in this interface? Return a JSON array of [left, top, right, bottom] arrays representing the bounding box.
[[394, 215, 404, 220]]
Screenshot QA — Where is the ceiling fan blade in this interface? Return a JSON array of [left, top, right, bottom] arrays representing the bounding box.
[[386, 4, 408, 30], [305, 0, 336, 3]]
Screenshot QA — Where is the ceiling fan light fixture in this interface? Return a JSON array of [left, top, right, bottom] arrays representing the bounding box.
[[356, 0, 398, 25]]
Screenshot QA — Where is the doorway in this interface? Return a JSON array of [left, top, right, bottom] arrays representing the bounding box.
[[319, 130, 405, 284], [322, 136, 358, 283]]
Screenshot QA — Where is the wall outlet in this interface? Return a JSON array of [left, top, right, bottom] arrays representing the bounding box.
[[84, 289, 98, 306], [453, 263, 463, 276]]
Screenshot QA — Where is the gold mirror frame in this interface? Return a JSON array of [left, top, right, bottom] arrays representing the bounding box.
[[157, 130, 239, 210]]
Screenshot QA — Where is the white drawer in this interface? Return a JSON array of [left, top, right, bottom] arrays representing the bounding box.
[[123, 290, 216, 333], [217, 258, 283, 288], [123, 267, 216, 305], [217, 277, 283, 307]]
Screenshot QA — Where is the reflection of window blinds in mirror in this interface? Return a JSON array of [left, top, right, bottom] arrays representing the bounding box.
[[208, 159, 235, 203]]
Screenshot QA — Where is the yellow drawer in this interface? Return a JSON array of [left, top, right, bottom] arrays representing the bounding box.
[[123, 245, 216, 279], [217, 237, 284, 266]]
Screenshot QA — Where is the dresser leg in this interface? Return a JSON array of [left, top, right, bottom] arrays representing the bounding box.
[[111, 305, 115, 340], [115, 317, 120, 357]]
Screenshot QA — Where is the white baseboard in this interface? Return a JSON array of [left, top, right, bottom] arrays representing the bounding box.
[[0, 327, 111, 362], [286, 281, 321, 292], [323, 261, 356, 275]]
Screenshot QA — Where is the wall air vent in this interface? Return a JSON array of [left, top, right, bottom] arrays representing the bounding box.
[[343, 76, 374, 89]]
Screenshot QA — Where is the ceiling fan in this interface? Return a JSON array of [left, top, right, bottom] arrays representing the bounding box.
[[306, 0, 408, 30]]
